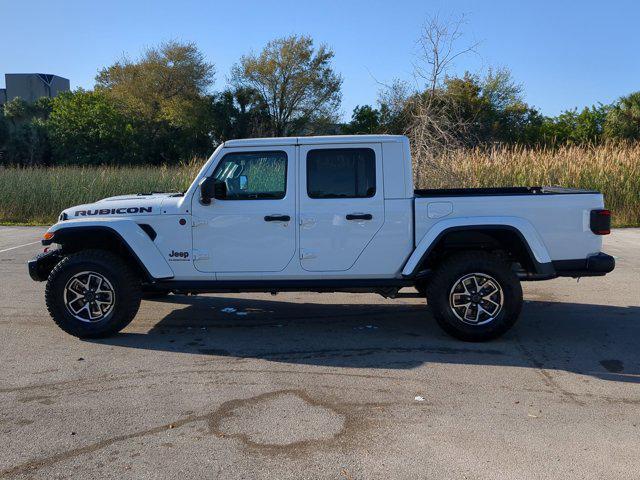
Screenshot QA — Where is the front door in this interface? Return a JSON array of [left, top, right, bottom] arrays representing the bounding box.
[[191, 147, 296, 273], [298, 144, 385, 271]]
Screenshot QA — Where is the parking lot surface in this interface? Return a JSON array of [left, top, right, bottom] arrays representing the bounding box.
[[1, 226, 639, 479]]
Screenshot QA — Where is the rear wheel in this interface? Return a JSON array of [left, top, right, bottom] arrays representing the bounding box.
[[45, 250, 141, 338], [426, 252, 523, 341]]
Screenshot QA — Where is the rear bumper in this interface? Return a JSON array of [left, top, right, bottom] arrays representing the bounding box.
[[28, 250, 63, 281], [553, 252, 615, 278]]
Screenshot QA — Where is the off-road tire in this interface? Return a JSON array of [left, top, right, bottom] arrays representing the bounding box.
[[45, 249, 141, 338], [426, 251, 523, 342]]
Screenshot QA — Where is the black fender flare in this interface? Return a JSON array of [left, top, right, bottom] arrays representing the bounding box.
[[404, 225, 556, 278], [42, 225, 162, 282]]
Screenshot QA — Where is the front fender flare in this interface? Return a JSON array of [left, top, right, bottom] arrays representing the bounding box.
[[44, 219, 174, 280], [402, 217, 553, 277]]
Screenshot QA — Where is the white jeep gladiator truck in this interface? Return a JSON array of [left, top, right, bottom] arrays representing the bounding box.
[[29, 135, 615, 341]]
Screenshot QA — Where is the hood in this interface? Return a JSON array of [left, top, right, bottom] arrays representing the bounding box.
[[60, 192, 181, 221]]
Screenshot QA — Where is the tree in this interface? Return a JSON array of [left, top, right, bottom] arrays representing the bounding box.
[[481, 68, 523, 112], [47, 90, 135, 165], [2, 97, 52, 165], [560, 105, 609, 144], [344, 105, 381, 134], [231, 35, 342, 136], [415, 14, 480, 96], [3, 97, 52, 127], [401, 15, 481, 160], [604, 92, 640, 140], [3, 119, 50, 165], [377, 79, 412, 134], [343, 78, 413, 135], [3, 97, 31, 128], [478, 68, 530, 143], [210, 87, 270, 143], [96, 40, 215, 163], [0, 111, 8, 151], [442, 69, 540, 145]]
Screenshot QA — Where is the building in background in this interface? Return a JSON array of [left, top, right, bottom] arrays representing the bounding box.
[[0, 73, 70, 106]]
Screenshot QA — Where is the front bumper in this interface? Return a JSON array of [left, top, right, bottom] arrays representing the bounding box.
[[28, 250, 63, 281], [553, 252, 615, 278]]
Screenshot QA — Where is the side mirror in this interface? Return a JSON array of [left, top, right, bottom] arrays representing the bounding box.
[[214, 180, 227, 199], [199, 177, 215, 205]]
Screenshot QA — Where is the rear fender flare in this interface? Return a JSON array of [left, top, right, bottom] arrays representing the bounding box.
[[402, 217, 553, 277]]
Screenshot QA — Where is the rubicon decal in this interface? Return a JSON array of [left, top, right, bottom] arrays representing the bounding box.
[[74, 207, 153, 216]]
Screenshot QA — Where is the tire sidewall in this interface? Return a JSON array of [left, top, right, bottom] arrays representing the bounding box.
[[429, 255, 522, 341], [46, 253, 139, 338]]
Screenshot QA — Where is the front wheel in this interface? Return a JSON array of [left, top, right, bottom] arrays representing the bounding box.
[[45, 250, 142, 338], [426, 252, 523, 341]]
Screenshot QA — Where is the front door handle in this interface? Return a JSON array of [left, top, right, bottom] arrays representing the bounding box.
[[264, 214, 291, 222], [346, 213, 373, 221]]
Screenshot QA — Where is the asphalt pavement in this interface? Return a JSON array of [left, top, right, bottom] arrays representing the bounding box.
[[1, 226, 639, 479]]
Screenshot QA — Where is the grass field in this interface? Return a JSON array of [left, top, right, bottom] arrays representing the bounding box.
[[1, 143, 638, 226]]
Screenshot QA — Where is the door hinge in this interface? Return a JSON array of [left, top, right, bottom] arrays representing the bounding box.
[[192, 249, 209, 261], [192, 217, 207, 227], [299, 216, 316, 227], [300, 250, 316, 260]]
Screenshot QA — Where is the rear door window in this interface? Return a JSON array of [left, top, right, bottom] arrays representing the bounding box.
[[306, 148, 376, 199]]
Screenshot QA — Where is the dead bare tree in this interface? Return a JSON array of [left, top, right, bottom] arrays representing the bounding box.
[[415, 14, 479, 95], [406, 14, 480, 187]]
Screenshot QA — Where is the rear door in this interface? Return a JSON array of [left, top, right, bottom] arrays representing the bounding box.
[[298, 143, 384, 271]]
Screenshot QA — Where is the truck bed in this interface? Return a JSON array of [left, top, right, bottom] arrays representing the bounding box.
[[414, 186, 599, 197], [413, 188, 605, 263]]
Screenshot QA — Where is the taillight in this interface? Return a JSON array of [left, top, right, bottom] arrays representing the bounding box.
[[590, 209, 611, 235]]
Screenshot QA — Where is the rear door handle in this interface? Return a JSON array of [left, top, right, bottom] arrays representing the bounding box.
[[264, 214, 291, 222], [346, 213, 373, 221]]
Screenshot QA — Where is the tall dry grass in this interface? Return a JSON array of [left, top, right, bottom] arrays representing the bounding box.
[[414, 143, 640, 227], [0, 143, 638, 226], [0, 161, 201, 225]]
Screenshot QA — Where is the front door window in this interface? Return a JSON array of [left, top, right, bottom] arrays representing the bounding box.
[[213, 151, 287, 200]]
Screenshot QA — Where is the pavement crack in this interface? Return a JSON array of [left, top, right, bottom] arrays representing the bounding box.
[[254, 345, 505, 361], [515, 335, 585, 406], [0, 368, 408, 395], [0, 413, 209, 478]]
